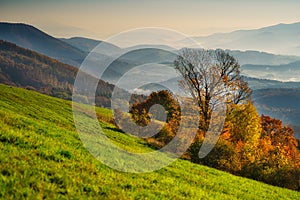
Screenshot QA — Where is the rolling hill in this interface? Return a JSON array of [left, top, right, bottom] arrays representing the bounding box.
[[61, 36, 300, 67], [2, 22, 300, 72], [2, 37, 300, 140], [78, 46, 178, 87], [243, 76, 300, 90], [2, 22, 300, 69], [0, 22, 86, 66], [194, 22, 300, 56], [253, 88, 300, 138], [60, 37, 101, 52], [2, 22, 300, 138], [242, 60, 300, 82], [0, 40, 114, 107], [0, 83, 299, 199], [60, 37, 122, 53], [225, 50, 300, 66]]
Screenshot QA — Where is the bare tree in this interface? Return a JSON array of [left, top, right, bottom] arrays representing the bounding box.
[[174, 48, 251, 131]]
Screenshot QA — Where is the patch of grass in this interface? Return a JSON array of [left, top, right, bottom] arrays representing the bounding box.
[[0, 84, 299, 199]]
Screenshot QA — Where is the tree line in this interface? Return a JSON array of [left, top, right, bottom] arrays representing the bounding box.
[[129, 49, 300, 191]]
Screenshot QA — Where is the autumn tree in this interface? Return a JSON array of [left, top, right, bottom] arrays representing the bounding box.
[[235, 115, 300, 190], [130, 90, 180, 125], [199, 101, 261, 172], [222, 101, 261, 171], [174, 48, 251, 131], [130, 90, 181, 145]]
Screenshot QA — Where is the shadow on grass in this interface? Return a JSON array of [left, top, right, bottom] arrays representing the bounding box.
[[105, 126, 125, 133]]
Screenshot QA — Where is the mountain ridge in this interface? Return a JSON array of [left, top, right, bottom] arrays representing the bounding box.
[[0, 22, 86, 66], [59, 37, 122, 53], [194, 22, 300, 56], [0, 39, 115, 107]]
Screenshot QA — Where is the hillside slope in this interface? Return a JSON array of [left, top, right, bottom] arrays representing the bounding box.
[[253, 88, 300, 138], [59, 37, 122, 54], [0, 40, 115, 107], [59, 37, 101, 52], [0, 84, 299, 199], [0, 22, 86, 66]]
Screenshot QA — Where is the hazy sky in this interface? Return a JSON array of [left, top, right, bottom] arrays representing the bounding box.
[[2, 0, 300, 39]]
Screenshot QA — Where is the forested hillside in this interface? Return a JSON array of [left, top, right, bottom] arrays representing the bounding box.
[[0, 40, 114, 107]]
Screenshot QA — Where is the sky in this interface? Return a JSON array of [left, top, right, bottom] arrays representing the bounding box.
[[1, 0, 300, 40]]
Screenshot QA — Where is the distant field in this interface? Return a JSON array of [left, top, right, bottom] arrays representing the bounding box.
[[0, 84, 299, 199]]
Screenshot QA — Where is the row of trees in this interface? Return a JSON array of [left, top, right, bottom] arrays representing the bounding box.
[[129, 49, 300, 190], [130, 90, 300, 190]]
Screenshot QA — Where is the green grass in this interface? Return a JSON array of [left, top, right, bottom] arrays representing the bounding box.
[[0, 84, 299, 199]]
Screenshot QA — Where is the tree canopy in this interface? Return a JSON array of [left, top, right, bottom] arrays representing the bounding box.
[[174, 48, 251, 131]]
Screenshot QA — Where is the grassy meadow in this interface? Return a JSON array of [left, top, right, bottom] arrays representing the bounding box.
[[0, 84, 299, 199]]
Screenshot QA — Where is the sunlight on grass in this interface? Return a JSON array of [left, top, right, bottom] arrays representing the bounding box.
[[0, 84, 299, 199]]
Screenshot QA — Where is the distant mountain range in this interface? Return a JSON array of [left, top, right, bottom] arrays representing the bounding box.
[[59, 36, 300, 66], [225, 50, 300, 66], [0, 22, 86, 66], [242, 60, 300, 82], [1, 22, 300, 90], [243, 76, 300, 90], [60, 37, 122, 54], [1, 22, 300, 137], [194, 22, 300, 56], [2, 22, 300, 93], [2, 22, 300, 68], [60, 37, 101, 53]]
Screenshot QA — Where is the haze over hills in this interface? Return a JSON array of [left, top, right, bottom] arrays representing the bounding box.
[[60, 36, 300, 66], [2, 37, 300, 138], [225, 50, 300, 66], [59, 35, 300, 87], [194, 22, 300, 56], [60, 37, 101, 53], [243, 76, 300, 90], [60, 37, 122, 54], [0, 22, 86, 67], [1, 22, 300, 137], [1, 22, 300, 92], [242, 60, 300, 82], [2, 22, 300, 70]]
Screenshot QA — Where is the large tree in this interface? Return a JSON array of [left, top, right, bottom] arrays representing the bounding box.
[[174, 48, 251, 131]]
